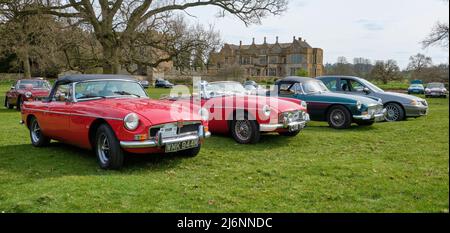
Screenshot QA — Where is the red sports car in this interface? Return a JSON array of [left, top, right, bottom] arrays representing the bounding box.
[[167, 81, 309, 144], [20, 75, 210, 169], [4, 78, 51, 110]]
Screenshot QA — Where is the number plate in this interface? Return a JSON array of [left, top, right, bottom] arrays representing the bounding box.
[[160, 124, 177, 138], [165, 139, 198, 153]]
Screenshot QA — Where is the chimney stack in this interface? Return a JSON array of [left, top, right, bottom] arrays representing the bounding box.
[[276, 36, 279, 43], [264, 37, 267, 44], [298, 37, 302, 41], [252, 38, 255, 44], [293, 36, 296, 41], [239, 40, 242, 47]]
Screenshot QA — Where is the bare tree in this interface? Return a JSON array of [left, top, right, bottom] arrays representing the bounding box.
[[407, 53, 433, 72], [422, 0, 449, 48], [422, 22, 449, 48], [24, 0, 287, 74], [370, 60, 400, 84]]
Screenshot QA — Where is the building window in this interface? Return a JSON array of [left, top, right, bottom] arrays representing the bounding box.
[[290, 54, 303, 64], [269, 56, 278, 64], [241, 57, 251, 65], [259, 56, 267, 65], [268, 68, 277, 76]]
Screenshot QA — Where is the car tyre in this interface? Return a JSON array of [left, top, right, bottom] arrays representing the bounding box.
[[16, 97, 22, 111], [384, 103, 405, 122], [95, 124, 124, 170], [5, 97, 13, 109], [231, 119, 261, 144], [29, 117, 50, 147], [278, 130, 301, 137], [327, 105, 352, 129]]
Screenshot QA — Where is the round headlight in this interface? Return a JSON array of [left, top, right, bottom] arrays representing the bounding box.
[[262, 105, 271, 117], [356, 101, 362, 110], [198, 107, 210, 121], [25, 92, 32, 98], [124, 113, 139, 131]]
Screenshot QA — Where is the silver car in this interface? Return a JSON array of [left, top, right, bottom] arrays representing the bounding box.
[[317, 76, 428, 122]]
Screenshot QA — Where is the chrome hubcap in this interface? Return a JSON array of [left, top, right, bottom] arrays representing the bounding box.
[[330, 110, 345, 127], [235, 120, 251, 141], [385, 104, 400, 121], [31, 121, 41, 142], [97, 134, 110, 164]]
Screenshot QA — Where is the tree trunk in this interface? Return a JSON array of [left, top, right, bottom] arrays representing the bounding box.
[[101, 40, 121, 74], [18, 50, 31, 79]]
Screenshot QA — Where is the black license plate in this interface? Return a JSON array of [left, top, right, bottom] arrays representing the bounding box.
[[165, 139, 198, 153]]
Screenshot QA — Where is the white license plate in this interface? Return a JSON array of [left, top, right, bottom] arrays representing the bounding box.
[[160, 124, 177, 138], [165, 139, 198, 153]]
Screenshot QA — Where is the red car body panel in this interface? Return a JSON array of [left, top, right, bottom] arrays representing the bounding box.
[[172, 94, 307, 134], [21, 97, 207, 154]]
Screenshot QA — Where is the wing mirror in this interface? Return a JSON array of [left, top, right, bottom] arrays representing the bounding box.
[[363, 87, 370, 94]]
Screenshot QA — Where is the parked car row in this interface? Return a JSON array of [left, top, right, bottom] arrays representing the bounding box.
[[407, 82, 447, 98], [4, 74, 431, 169]]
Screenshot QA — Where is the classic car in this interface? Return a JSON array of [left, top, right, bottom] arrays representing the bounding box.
[[425, 82, 448, 98], [165, 81, 309, 144], [243, 80, 258, 90], [316, 76, 428, 122], [155, 79, 174, 88], [138, 80, 150, 89], [273, 77, 385, 129], [4, 78, 51, 110], [20, 75, 210, 169], [408, 84, 425, 94]]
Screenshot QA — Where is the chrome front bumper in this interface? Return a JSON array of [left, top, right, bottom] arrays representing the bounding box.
[[353, 108, 387, 121], [120, 125, 211, 149]]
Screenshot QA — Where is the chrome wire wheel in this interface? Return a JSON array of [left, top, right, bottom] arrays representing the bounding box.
[[31, 120, 41, 143], [330, 109, 346, 127], [385, 104, 400, 122], [97, 133, 110, 165], [234, 120, 252, 141]]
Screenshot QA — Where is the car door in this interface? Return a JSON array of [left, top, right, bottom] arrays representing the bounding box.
[[43, 83, 73, 141]]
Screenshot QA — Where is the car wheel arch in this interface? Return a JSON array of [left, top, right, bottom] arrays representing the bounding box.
[[384, 101, 406, 119], [325, 104, 351, 118], [227, 109, 258, 131], [89, 118, 111, 149], [26, 114, 37, 129]]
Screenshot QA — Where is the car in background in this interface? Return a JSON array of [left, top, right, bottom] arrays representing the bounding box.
[[138, 80, 150, 89], [20, 75, 210, 169], [243, 80, 258, 90], [316, 76, 428, 122], [155, 79, 174, 88], [165, 81, 309, 144], [408, 83, 425, 94], [4, 78, 51, 110], [425, 82, 448, 98], [273, 77, 385, 129]]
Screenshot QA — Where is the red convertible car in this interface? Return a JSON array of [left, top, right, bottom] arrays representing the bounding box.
[[166, 81, 309, 144], [4, 78, 51, 110], [20, 75, 210, 169]]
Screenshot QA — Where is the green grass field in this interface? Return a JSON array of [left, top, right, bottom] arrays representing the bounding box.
[[0, 84, 448, 213]]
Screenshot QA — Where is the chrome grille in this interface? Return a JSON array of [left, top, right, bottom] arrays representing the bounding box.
[[149, 122, 201, 137]]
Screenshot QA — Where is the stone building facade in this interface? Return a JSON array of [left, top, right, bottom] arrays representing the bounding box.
[[208, 36, 324, 77]]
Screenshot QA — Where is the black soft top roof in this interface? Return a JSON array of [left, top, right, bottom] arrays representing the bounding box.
[[56, 74, 136, 85], [276, 76, 315, 84]]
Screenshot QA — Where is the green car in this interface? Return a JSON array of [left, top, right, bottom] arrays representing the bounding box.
[[273, 77, 386, 129]]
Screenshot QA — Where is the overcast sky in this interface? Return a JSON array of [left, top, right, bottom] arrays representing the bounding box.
[[185, 0, 449, 68]]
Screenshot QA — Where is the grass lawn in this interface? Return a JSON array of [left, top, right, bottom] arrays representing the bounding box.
[[0, 84, 448, 213]]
